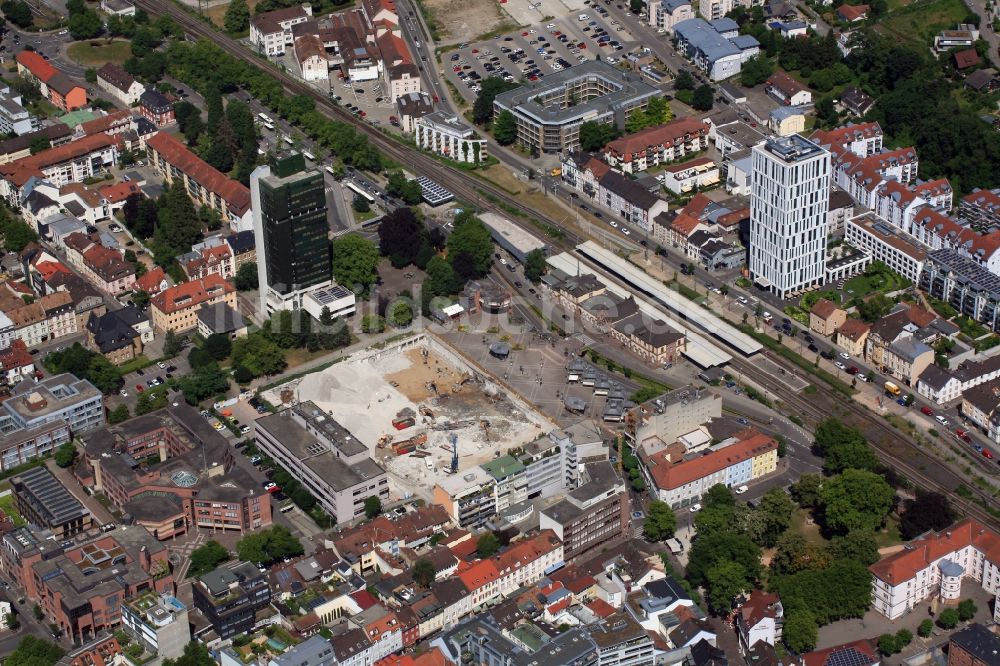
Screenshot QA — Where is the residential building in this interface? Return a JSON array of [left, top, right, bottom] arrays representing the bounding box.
[[101, 0, 135, 15], [947, 624, 1000, 666], [672, 18, 760, 81], [629, 385, 723, 457], [120, 592, 190, 661], [86, 308, 143, 366], [659, 157, 720, 194], [539, 461, 629, 559], [590, 611, 656, 666], [0, 340, 35, 384], [749, 135, 831, 299], [736, 590, 783, 652], [192, 562, 272, 640], [837, 318, 870, 357], [960, 188, 1000, 232], [95, 63, 144, 106], [0, 133, 118, 205], [0, 87, 39, 136], [649, 0, 694, 32], [3, 524, 172, 643], [149, 274, 237, 333], [769, 106, 806, 137], [138, 89, 175, 127], [414, 112, 487, 164], [864, 304, 938, 370], [250, 4, 314, 56], [64, 231, 136, 295], [646, 432, 778, 509], [844, 213, 927, 283], [433, 466, 495, 528], [935, 25, 979, 51], [959, 379, 1000, 442], [395, 91, 434, 134], [809, 299, 846, 336], [765, 72, 812, 106], [181, 242, 235, 281], [836, 3, 868, 20], [481, 454, 528, 513], [15, 51, 87, 112], [839, 86, 875, 117], [79, 405, 272, 539], [0, 373, 103, 437], [492, 60, 659, 154], [253, 402, 390, 526], [828, 189, 856, 233], [0, 124, 73, 165], [803, 640, 879, 666], [39, 290, 76, 341], [598, 170, 670, 231], [11, 466, 92, 538], [226, 230, 256, 269], [868, 519, 1000, 620], [920, 249, 1000, 333], [251, 153, 332, 314], [197, 302, 247, 339], [145, 131, 252, 232], [917, 353, 1000, 405], [603, 116, 711, 174]]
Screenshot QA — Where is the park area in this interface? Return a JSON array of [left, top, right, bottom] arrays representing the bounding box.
[[67, 40, 133, 67], [876, 0, 973, 48]]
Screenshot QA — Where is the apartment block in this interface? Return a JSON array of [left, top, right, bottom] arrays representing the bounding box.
[[603, 117, 710, 174], [192, 562, 272, 640], [149, 274, 237, 333], [539, 462, 629, 559], [920, 249, 1000, 333], [845, 213, 927, 283], [414, 112, 487, 164], [11, 466, 92, 538], [120, 592, 190, 661]]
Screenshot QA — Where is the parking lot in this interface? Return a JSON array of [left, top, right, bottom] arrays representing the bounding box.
[[108, 357, 189, 412], [444, 4, 638, 103]]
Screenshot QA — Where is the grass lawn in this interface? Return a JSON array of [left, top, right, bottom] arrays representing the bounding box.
[[67, 40, 133, 67], [480, 164, 524, 196], [875, 515, 903, 548], [0, 493, 26, 527], [791, 508, 827, 546], [843, 271, 906, 299], [878, 0, 972, 48], [205, 0, 261, 28], [353, 208, 377, 224], [284, 347, 332, 369]]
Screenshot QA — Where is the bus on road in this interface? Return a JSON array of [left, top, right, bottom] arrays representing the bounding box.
[[345, 181, 375, 202], [257, 112, 272, 125]]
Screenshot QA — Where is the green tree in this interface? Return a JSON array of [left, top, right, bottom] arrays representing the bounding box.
[[233, 262, 259, 291], [364, 495, 382, 518], [703, 483, 736, 509], [524, 248, 547, 283], [425, 255, 460, 296], [332, 234, 379, 295], [477, 532, 500, 558], [352, 195, 370, 213], [687, 532, 762, 588], [493, 109, 517, 145], [878, 634, 898, 656], [643, 500, 677, 541], [918, 618, 933, 637], [578, 121, 621, 152], [108, 404, 130, 424], [223, 0, 250, 33], [5, 636, 65, 666], [389, 301, 413, 328], [896, 629, 913, 649], [378, 207, 426, 267], [154, 181, 202, 261], [69, 9, 103, 39], [179, 363, 230, 405], [413, 559, 436, 587], [236, 526, 303, 565], [957, 598, 977, 621], [900, 492, 955, 540], [755, 488, 796, 547], [1, 1, 33, 28], [692, 85, 714, 111], [827, 529, 879, 566], [85, 68, 98, 84], [203, 334, 232, 361], [446, 212, 493, 279], [54, 442, 77, 468], [771, 532, 830, 575], [675, 69, 695, 90], [819, 469, 895, 535], [162, 639, 214, 666], [937, 608, 959, 629], [791, 473, 823, 508], [783, 610, 818, 653], [135, 389, 168, 415], [824, 438, 878, 474], [472, 77, 518, 125], [163, 329, 183, 358], [361, 314, 386, 334], [855, 294, 894, 323], [705, 560, 748, 614], [645, 95, 672, 124], [87, 356, 123, 394], [741, 55, 775, 87], [231, 333, 286, 378], [187, 540, 230, 577]]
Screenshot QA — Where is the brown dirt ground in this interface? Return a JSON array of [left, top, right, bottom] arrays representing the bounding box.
[[385, 348, 470, 402], [205, 0, 261, 28], [424, 0, 513, 43]]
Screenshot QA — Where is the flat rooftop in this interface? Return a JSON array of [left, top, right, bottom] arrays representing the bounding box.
[[479, 212, 546, 256], [848, 212, 927, 261], [759, 134, 827, 163]]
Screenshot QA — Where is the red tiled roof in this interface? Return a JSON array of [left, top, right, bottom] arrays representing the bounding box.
[[457, 559, 500, 592], [135, 266, 168, 295], [605, 117, 709, 159], [149, 274, 234, 315], [870, 519, 1000, 585], [350, 589, 379, 610], [739, 589, 780, 628], [495, 531, 561, 573], [647, 432, 777, 491], [16, 50, 56, 82], [717, 207, 749, 228], [953, 48, 981, 69], [34, 260, 70, 281], [836, 4, 868, 20], [0, 132, 116, 187], [681, 193, 713, 218], [146, 132, 251, 217], [99, 180, 141, 204], [811, 122, 882, 152], [587, 599, 617, 618], [80, 110, 132, 136], [810, 298, 841, 319], [766, 71, 808, 96], [0, 339, 33, 372], [837, 318, 870, 341], [83, 243, 133, 282], [671, 212, 702, 237]]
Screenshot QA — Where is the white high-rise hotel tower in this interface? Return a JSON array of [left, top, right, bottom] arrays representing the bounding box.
[[750, 135, 831, 300]]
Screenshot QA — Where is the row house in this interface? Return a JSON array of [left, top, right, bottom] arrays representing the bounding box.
[[63, 232, 136, 295], [836, 146, 920, 210], [875, 178, 953, 235], [959, 379, 1000, 442], [0, 133, 119, 206], [811, 121, 883, 160], [0, 339, 35, 384], [145, 131, 252, 232], [95, 63, 145, 106], [603, 117, 711, 174], [22, 181, 112, 230], [599, 170, 669, 232], [181, 243, 235, 281], [348, 607, 403, 663], [864, 303, 938, 379], [14, 51, 87, 112], [917, 353, 1000, 405], [960, 188, 1000, 232]]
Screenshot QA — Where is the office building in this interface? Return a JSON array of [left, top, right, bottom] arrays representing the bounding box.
[[120, 592, 190, 661], [492, 60, 658, 154], [0, 373, 104, 437], [844, 213, 926, 283], [251, 153, 332, 315], [253, 402, 389, 526], [672, 18, 760, 81], [11, 466, 92, 538], [947, 624, 1000, 666], [432, 466, 496, 528], [192, 562, 272, 640], [750, 135, 831, 299], [539, 461, 629, 559]]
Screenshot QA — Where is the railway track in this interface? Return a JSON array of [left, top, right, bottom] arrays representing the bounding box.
[[140, 0, 999, 526], [732, 354, 999, 528]]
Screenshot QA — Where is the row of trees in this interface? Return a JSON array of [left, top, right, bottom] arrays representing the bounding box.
[[121, 182, 220, 267], [175, 92, 260, 184], [45, 343, 122, 394], [235, 526, 303, 565], [66, 0, 102, 40]]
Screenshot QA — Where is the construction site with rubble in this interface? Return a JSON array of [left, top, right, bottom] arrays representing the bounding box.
[[261, 334, 555, 503]]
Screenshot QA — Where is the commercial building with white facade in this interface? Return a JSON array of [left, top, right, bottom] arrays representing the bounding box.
[[869, 519, 1000, 623], [750, 134, 831, 299], [672, 18, 760, 81], [414, 112, 487, 165], [845, 212, 927, 283]]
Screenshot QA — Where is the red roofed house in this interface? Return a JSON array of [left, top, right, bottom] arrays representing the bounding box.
[[869, 519, 1000, 620], [134, 266, 170, 297], [16, 51, 87, 112], [149, 274, 237, 332], [0, 133, 119, 205], [836, 4, 869, 21], [736, 590, 783, 651], [765, 71, 812, 106], [77, 110, 134, 140], [98, 181, 141, 214], [953, 48, 981, 70], [645, 432, 779, 508], [0, 339, 35, 384], [802, 640, 879, 666], [182, 243, 235, 281], [457, 559, 501, 608], [63, 232, 136, 295], [960, 188, 1000, 232], [145, 132, 252, 232], [809, 298, 847, 336], [603, 117, 710, 174]]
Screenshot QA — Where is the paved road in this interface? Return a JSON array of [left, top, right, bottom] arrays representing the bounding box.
[[962, 0, 1000, 67]]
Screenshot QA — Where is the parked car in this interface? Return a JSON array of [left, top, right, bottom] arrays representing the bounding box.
[[921, 406, 934, 416]]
